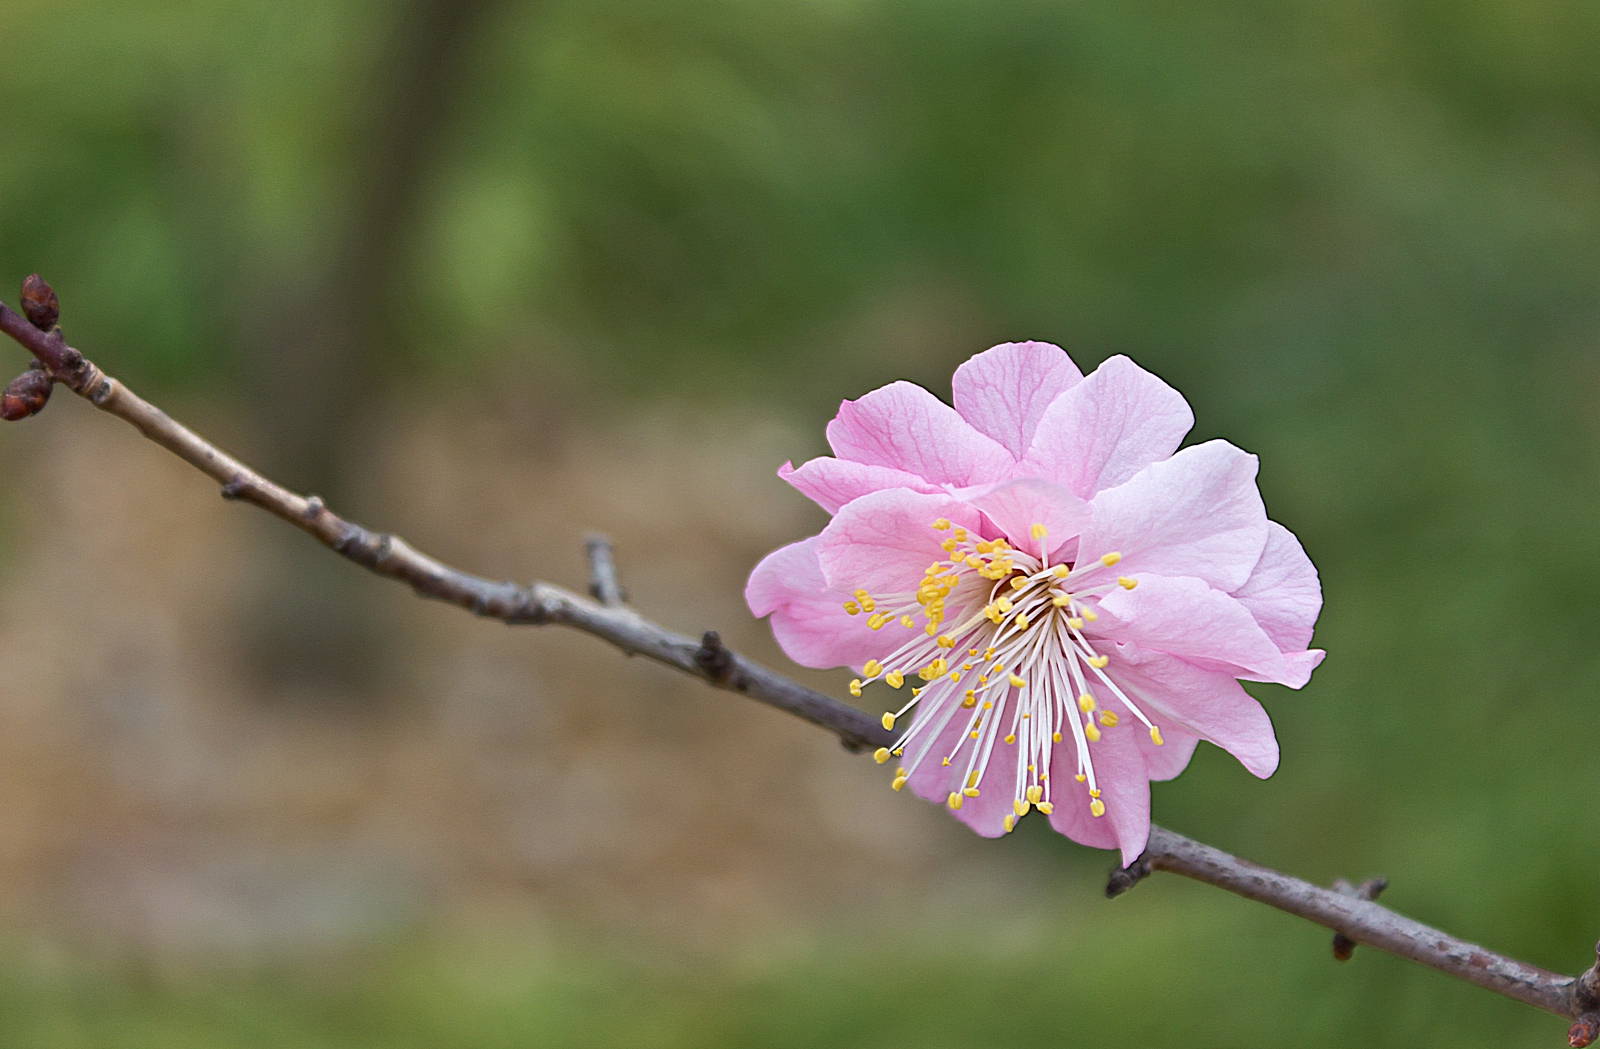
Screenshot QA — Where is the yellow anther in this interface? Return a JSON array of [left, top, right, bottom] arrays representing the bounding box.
[[969, 730, 979, 739], [947, 670, 960, 681], [1026, 785, 1043, 804], [941, 757, 950, 766], [1085, 722, 1102, 743], [994, 538, 1011, 550], [863, 659, 882, 678], [964, 771, 979, 788], [891, 775, 907, 792], [1089, 788, 1101, 798], [962, 786, 980, 798], [842, 600, 861, 615], [874, 747, 890, 764], [901, 615, 915, 629], [975, 540, 996, 554], [853, 589, 869, 600], [1013, 613, 1030, 630], [886, 670, 905, 689], [1052, 732, 1063, 743], [1078, 694, 1095, 713], [947, 791, 963, 810], [1009, 576, 1027, 590], [867, 614, 888, 630], [953, 527, 968, 542], [1013, 798, 1030, 817], [992, 664, 1005, 675], [911, 687, 922, 697], [1003, 733, 1016, 745], [925, 622, 939, 636], [965, 555, 984, 568], [1117, 576, 1138, 590], [1037, 801, 1054, 815], [1075, 774, 1086, 783], [1008, 673, 1026, 688], [1083, 609, 1099, 622], [982, 701, 992, 710], [1099, 711, 1119, 727], [978, 676, 988, 686], [1066, 615, 1083, 627], [1088, 654, 1109, 669], [961, 663, 973, 671], [1002, 814, 1015, 833], [861, 597, 876, 613], [1053, 595, 1073, 608], [1150, 726, 1165, 746], [933, 518, 953, 531], [1030, 523, 1048, 541], [849, 679, 863, 697], [936, 635, 955, 649], [961, 690, 976, 709], [983, 647, 996, 661], [941, 537, 959, 553], [1021, 712, 1030, 719], [881, 712, 895, 730], [984, 605, 1003, 624], [1051, 565, 1070, 578], [996, 598, 1013, 613], [1100, 552, 1122, 567], [1090, 798, 1106, 818], [969, 648, 980, 656]]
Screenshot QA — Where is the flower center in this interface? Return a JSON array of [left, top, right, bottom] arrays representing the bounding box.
[[850, 518, 1164, 832]]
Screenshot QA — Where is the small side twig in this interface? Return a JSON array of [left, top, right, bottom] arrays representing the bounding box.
[[585, 532, 625, 607], [1331, 876, 1389, 960]]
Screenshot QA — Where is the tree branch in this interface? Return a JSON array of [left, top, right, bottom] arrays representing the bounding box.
[[2, 277, 1595, 1044]]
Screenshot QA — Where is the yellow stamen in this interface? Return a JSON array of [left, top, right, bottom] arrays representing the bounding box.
[[962, 787, 980, 798], [1012, 798, 1029, 817], [1037, 801, 1054, 815], [1013, 612, 1030, 630], [1004, 733, 1016, 744], [961, 690, 977, 709], [1052, 732, 1062, 743], [1085, 722, 1102, 743], [881, 712, 895, 730], [1030, 523, 1048, 541], [1083, 609, 1099, 622], [842, 600, 861, 615], [1090, 798, 1106, 818], [1075, 773, 1086, 782], [1009, 576, 1027, 590], [941, 757, 950, 766], [947, 792, 963, 810], [1002, 814, 1015, 833], [886, 670, 905, 689], [1067, 616, 1084, 628], [1099, 711, 1119, 727], [873, 747, 890, 764], [1117, 576, 1137, 590], [1026, 785, 1043, 804], [1150, 726, 1165, 746], [1099, 552, 1122, 567], [1051, 566, 1069, 578], [1078, 694, 1095, 713], [1088, 654, 1109, 669], [863, 659, 882, 678], [900, 615, 915, 628], [849, 679, 863, 697], [1008, 673, 1026, 688], [932, 518, 951, 531], [891, 775, 907, 791]]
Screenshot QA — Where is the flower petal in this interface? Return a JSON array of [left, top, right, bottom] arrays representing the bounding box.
[[1233, 520, 1323, 653], [950, 341, 1083, 458], [1105, 643, 1281, 779], [1019, 354, 1193, 498], [1096, 574, 1302, 686], [814, 488, 985, 597], [951, 477, 1089, 559], [826, 381, 1016, 485], [1077, 440, 1268, 592], [745, 537, 885, 670], [778, 458, 939, 514], [1045, 723, 1151, 865]]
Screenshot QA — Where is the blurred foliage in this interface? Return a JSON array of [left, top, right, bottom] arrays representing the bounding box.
[[3, 0, 1600, 1044]]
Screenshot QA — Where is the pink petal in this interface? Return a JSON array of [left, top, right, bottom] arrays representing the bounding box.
[[778, 458, 939, 514], [1105, 643, 1281, 779], [826, 380, 1016, 485], [1097, 574, 1299, 686], [1045, 723, 1151, 865], [1136, 721, 1200, 781], [950, 341, 1083, 459], [1233, 521, 1323, 653], [814, 489, 984, 597], [1019, 354, 1193, 498], [745, 537, 885, 670], [1077, 440, 1268, 592], [952, 477, 1089, 560]]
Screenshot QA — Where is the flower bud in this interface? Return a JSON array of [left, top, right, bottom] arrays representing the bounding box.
[[20, 274, 59, 331], [0, 364, 52, 421]]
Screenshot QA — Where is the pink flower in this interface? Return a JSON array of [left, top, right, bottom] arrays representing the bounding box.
[[747, 342, 1324, 864]]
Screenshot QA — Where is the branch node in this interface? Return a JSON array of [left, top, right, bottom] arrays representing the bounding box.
[[585, 532, 626, 606], [0, 363, 52, 421], [1331, 877, 1388, 961], [20, 274, 58, 331], [1106, 852, 1154, 898], [1571, 1014, 1599, 1048], [694, 630, 737, 684], [303, 495, 326, 519]]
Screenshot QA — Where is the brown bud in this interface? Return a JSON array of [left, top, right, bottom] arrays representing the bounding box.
[[1570, 1014, 1599, 1048], [20, 274, 58, 331], [0, 365, 52, 421]]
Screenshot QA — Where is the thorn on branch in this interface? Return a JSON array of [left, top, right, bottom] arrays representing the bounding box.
[[694, 630, 737, 684], [585, 532, 625, 606], [1106, 852, 1154, 898], [0, 362, 52, 421], [20, 274, 58, 331], [1331, 876, 1388, 961]]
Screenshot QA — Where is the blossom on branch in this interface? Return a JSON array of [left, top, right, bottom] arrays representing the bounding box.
[[747, 342, 1323, 863]]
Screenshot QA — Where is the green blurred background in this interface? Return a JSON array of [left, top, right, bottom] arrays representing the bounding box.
[[0, 0, 1598, 1045]]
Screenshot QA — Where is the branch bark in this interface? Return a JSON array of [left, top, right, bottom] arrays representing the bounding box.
[[2, 280, 1596, 1044]]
